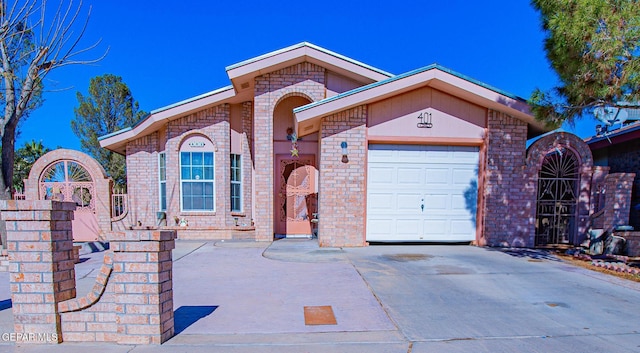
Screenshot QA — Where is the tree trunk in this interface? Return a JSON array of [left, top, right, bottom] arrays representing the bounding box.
[[0, 123, 17, 249]]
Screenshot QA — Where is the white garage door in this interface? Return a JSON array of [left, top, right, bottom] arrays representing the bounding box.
[[366, 144, 479, 242]]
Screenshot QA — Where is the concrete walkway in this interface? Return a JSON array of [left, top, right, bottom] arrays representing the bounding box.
[[1, 239, 640, 352]]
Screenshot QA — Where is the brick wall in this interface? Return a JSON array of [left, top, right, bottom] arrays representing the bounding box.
[[0, 200, 76, 343], [606, 141, 640, 230], [603, 173, 636, 231], [318, 106, 367, 247], [109, 230, 175, 344], [483, 110, 531, 247], [59, 252, 117, 342], [125, 104, 244, 233], [590, 166, 610, 229], [126, 132, 161, 227], [0, 200, 175, 344], [241, 102, 254, 224], [253, 62, 326, 240]]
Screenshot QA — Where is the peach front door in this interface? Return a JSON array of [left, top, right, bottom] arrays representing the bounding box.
[[275, 155, 317, 236]]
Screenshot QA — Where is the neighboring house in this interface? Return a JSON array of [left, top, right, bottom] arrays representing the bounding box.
[[585, 118, 640, 231], [100, 42, 612, 248]]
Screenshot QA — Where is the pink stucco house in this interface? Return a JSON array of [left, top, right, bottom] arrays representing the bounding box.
[[100, 42, 604, 248]]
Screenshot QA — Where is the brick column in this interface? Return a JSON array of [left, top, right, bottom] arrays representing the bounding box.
[[110, 230, 175, 344], [318, 107, 367, 247], [484, 110, 529, 246], [0, 200, 76, 344]]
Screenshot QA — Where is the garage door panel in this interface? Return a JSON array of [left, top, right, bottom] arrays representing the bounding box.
[[397, 193, 422, 211], [368, 193, 395, 211], [450, 219, 476, 237], [452, 168, 477, 185], [451, 195, 468, 210], [397, 167, 422, 185], [425, 168, 449, 184], [367, 219, 392, 234], [367, 144, 479, 242], [423, 220, 448, 235], [396, 220, 421, 235], [424, 194, 448, 210], [369, 166, 395, 184]]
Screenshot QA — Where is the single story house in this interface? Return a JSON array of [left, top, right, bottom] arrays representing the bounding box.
[[100, 42, 607, 247]]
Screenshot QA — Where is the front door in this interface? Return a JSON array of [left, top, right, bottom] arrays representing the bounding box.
[[275, 155, 317, 236]]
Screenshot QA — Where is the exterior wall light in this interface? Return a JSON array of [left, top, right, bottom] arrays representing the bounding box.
[[341, 141, 349, 163]]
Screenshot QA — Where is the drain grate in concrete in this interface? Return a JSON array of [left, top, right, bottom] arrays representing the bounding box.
[[304, 306, 337, 325]]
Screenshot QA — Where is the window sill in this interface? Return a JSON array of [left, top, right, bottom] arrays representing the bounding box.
[[231, 212, 246, 217], [177, 212, 216, 216]]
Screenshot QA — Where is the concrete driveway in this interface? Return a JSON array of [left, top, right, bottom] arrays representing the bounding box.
[[0, 239, 639, 352], [345, 245, 640, 352]]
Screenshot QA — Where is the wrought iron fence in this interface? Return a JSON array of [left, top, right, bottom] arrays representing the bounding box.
[[12, 192, 25, 200], [111, 185, 128, 220]]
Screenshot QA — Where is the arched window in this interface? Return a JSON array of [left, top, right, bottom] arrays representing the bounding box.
[[180, 135, 215, 211]]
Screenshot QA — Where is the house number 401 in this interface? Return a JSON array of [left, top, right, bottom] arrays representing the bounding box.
[[417, 112, 433, 128]]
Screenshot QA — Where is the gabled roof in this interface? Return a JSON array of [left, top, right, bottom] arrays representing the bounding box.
[[226, 42, 393, 93], [99, 86, 236, 154], [99, 42, 392, 154], [293, 64, 547, 137]]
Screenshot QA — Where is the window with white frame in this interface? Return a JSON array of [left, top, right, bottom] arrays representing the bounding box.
[[180, 151, 215, 211], [159, 152, 167, 211], [231, 154, 242, 212]]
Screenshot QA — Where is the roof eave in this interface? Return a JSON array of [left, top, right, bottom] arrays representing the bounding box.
[[99, 86, 236, 154]]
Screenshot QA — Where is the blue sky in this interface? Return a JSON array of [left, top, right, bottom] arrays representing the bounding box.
[[17, 0, 598, 150]]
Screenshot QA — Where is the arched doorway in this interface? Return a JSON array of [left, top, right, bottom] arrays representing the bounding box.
[[40, 159, 100, 241], [273, 95, 319, 237], [535, 147, 579, 246], [24, 149, 112, 242]]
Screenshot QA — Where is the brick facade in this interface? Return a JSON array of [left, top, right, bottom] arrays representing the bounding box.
[[253, 63, 326, 240], [318, 106, 368, 247], [605, 140, 640, 230], [602, 173, 636, 231], [482, 110, 531, 246], [126, 132, 161, 227], [122, 103, 256, 238], [110, 48, 637, 249]]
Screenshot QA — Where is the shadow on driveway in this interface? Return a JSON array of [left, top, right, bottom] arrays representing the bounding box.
[[487, 247, 562, 262], [173, 305, 218, 335]]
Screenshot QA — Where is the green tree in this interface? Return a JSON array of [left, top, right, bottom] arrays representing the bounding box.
[[530, 0, 640, 128], [71, 74, 146, 186], [12, 139, 50, 192]]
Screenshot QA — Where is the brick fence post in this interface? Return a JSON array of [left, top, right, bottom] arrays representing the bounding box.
[[109, 230, 175, 344], [0, 200, 76, 344]]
